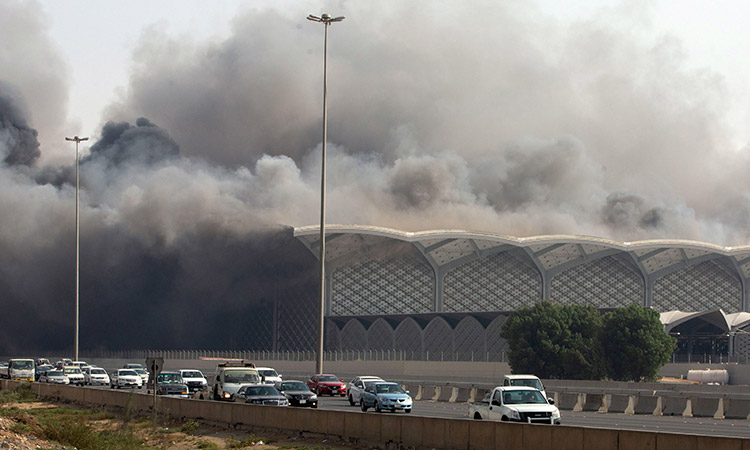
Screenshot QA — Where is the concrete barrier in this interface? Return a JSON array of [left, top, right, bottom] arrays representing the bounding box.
[[722, 397, 750, 420], [690, 397, 721, 418], [404, 384, 421, 400], [606, 394, 630, 413], [421, 385, 439, 402], [633, 395, 660, 415], [581, 393, 604, 412], [453, 387, 472, 403], [557, 392, 579, 410], [661, 396, 688, 417], [437, 386, 454, 402]]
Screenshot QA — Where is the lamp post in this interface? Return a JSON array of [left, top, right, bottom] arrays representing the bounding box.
[[307, 12, 345, 375], [65, 135, 88, 362]]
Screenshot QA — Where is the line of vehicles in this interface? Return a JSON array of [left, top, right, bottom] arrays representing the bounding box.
[[3, 357, 560, 424]]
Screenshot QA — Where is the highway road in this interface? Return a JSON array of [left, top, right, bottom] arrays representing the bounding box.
[[87, 384, 750, 438], [313, 395, 750, 439]]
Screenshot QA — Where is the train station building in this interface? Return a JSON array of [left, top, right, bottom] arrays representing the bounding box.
[[287, 225, 750, 362]]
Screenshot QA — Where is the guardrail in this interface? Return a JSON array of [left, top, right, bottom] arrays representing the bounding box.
[[1, 380, 746, 450]]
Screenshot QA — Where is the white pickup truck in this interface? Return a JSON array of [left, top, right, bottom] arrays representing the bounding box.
[[468, 386, 561, 424]]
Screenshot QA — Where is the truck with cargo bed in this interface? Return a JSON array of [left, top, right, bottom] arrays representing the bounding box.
[[468, 386, 560, 424]]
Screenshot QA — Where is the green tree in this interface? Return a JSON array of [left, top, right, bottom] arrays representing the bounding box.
[[501, 302, 605, 379], [601, 304, 675, 382]]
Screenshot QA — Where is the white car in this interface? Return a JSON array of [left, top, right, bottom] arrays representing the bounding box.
[[179, 369, 208, 392], [346, 376, 384, 406], [84, 367, 111, 386], [133, 368, 150, 385], [111, 369, 143, 389], [40, 370, 69, 384], [256, 367, 282, 385], [62, 366, 85, 386]]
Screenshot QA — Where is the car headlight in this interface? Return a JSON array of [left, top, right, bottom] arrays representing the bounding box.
[[552, 409, 560, 419], [223, 393, 232, 399], [510, 410, 520, 420]]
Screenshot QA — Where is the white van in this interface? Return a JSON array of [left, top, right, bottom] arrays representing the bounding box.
[[212, 360, 259, 401], [502, 374, 547, 399], [7, 359, 35, 382]]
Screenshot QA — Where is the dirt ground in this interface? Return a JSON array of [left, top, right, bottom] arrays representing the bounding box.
[[0, 400, 374, 450]]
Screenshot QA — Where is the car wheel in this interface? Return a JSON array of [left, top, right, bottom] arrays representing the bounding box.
[[360, 400, 368, 412], [348, 395, 355, 406], [375, 402, 381, 413], [405, 409, 412, 414], [340, 393, 345, 397]]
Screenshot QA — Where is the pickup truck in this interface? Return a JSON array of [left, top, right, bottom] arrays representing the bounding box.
[[468, 386, 560, 424]]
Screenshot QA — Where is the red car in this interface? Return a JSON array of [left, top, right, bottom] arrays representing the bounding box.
[[307, 374, 347, 396]]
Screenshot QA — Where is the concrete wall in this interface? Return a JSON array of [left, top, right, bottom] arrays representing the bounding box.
[[2, 380, 748, 450]]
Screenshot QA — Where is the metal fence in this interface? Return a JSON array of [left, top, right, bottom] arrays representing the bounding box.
[[60, 349, 509, 363], [21, 349, 750, 365]]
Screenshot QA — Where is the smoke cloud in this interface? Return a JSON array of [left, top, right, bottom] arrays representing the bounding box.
[[1, 1, 750, 353]]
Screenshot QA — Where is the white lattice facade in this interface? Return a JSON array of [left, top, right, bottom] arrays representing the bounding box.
[[292, 226, 750, 358], [444, 252, 540, 312]]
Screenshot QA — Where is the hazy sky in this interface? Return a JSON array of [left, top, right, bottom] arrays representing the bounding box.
[[38, 0, 750, 158]]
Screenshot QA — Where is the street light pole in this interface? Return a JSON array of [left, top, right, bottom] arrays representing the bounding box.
[[65, 135, 88, 362], [307, 12, 345, 375]]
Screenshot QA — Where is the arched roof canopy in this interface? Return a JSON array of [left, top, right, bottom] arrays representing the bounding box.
[[294, 225, 750, 277]]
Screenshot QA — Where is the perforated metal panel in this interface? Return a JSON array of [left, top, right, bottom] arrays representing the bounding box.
[[550, 256, 643, 307], [454, 317, 485, 360], [423, 318, 453, 361], [339, 320, 367, 350], [325, 320, 341, 350], [652, 261, 741, 313], [642, 248, 684, 274], [734, 329, 750, 356], [394, 318, 423, 355], [330, 258, 433, 316], [538, 244, 582, 270], [367, 319, 395, 350], [486, 315, 509, 361], [276, 291, 317, 351], [444, 252, 541, 312], [429, 239, 476, 266]]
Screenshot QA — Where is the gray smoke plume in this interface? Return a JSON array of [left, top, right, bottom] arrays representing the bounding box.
[[2, 1, 750, 353], [0, 82, 40, 166]]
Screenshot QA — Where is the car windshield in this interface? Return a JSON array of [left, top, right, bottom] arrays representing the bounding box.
[[318, 375, 338, 382], [134, 369, 147, 375], [364, 381, 380, 388], [91, 369, 106, 375], [280, 382, 308, 391], [503, 390, 547, 404], [375, 384, 405, 394], [259, 370, 278, 377], [11, 361, 33, 370], [509, 378, 543, 390], [224, 370, 259, 384], [64, 368, 81, 374], [119, 370, 137, 376], [48, 371, 64, 376], [246, 386, 280, 396], [182, 371, 203, 378], [158, 373, 183, 384]]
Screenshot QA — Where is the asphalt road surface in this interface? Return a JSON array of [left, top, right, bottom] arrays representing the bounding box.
[[314, 395, 750, 439]]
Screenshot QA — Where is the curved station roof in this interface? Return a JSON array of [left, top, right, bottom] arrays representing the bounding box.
[[294, 225, 750, 280]]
